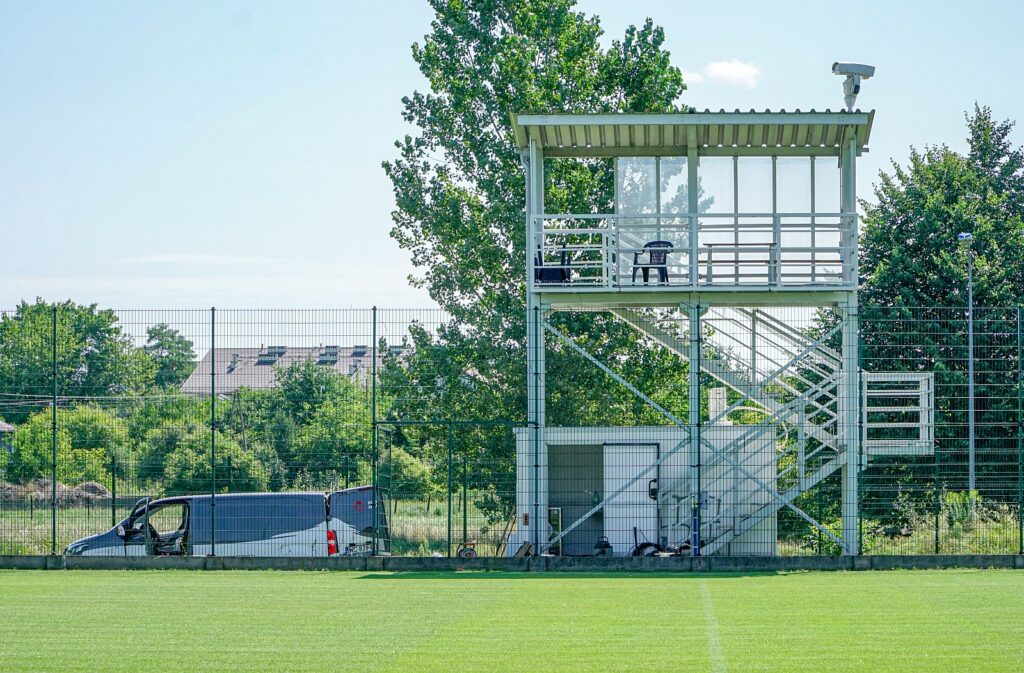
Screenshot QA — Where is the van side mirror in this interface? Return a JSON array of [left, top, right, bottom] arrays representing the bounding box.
[[116, 525, 126, 538]]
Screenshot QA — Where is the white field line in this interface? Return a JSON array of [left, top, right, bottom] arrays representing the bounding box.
[[700, 579, 727, 673]]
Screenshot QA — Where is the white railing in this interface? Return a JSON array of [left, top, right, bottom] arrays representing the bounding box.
[[861, 372, 935, 456], [531, 212, 856, 291]]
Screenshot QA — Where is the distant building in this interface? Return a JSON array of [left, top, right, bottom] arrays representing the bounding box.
[[179, 344, 404, 397], [0, 419, 13, 454]]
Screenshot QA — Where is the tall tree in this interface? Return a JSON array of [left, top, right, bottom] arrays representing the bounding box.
[[144, 324, 196, 388], [381, 1, 692, 525], [855, 106, 1024, 499], [275, 359, 362, 426], [383, 1, 689, 429], [860, 105, 1024, 308], [0, 299, 155, 423]]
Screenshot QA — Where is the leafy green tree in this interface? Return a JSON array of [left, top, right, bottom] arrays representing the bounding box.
[[291, 396, 372, 477], [227, 389, 298, 476], [162, 429, 268, 494], [380, 2, 700, 522], [385, 2, 683, 320], [382, 0, 692, 429], [144, 323, 196, 387], [829, 106, 1024, 519], [0, 300, 155, 423], [382, 446, 433, 498], [860, 105, 1024, 308], [6, 406, 128, 484], [275, 360, 360, 426], [125, 393, 207, 445], [138, 422, 198, 483]]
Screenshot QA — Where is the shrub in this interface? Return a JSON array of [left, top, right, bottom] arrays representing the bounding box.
[[162, 429, 268, 494]]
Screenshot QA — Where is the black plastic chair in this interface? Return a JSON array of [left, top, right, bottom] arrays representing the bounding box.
[[632, 240, 673, 284], [534, 247, 571, 284]]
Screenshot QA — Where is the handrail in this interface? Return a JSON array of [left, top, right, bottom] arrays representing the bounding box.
[[532, 212, 856, 290], [535, 211, 856, 219]]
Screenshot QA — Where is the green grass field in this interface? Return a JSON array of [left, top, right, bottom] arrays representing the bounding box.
[[2, 570, 1023, 672]]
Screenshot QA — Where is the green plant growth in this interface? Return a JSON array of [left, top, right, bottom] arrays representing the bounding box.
[[5, 406, 129, 485]]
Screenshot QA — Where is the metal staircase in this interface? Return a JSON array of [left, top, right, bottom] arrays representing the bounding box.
[[610, 307, 849, 554]]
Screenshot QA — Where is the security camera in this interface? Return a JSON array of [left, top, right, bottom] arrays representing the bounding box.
[[832, 62, 876, 111], [832, 63, 876, 79], [958, 232, 973, 245]]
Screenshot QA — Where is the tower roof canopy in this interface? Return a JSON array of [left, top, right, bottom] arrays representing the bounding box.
[[511, 110, 874, 157]]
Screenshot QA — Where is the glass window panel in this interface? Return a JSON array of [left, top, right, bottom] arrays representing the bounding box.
[[775, 157, 811, 213], [659, 156, 688, 213], [814, 157, 841, 213], [616, 157, 657, 214], [696, 157, 734, 214], [736, 157, 773, 214]]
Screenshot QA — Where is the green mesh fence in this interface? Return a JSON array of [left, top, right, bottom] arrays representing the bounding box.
[[0, 304, 1020, 557]]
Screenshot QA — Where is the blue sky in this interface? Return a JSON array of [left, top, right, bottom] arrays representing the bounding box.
[[2, 0, 1021, 309]]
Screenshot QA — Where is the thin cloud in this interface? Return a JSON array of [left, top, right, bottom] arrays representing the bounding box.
[[684, 60, 762, 89], [125, 253, 270, 267], [681, 69, 705, 85], [705, 60, 762, 88]]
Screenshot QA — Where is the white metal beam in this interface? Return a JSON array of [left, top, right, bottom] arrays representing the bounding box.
[[542, 321, 685, 427], [515, 111, 873, 129]]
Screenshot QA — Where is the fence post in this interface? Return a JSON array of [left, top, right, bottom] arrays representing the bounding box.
[[446, 424, 453, 557], [371, 306, 378, 555], [688, 304, 702, 556], [1017, 306, 1022, 556], [50, 304, 58, 556], [462, 447, 468, 547], [111, 454, 117, 527], [934, 447, 941, 554], [210, 307, 216, 556]]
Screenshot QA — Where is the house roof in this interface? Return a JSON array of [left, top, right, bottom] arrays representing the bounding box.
[[179, 345, 402, 396], [511, 110, 874, 157]]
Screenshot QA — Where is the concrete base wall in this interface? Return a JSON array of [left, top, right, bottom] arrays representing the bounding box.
[[2, 554, 1022, 572]]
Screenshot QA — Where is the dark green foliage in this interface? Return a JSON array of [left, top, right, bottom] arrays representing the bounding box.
[[5, 406, 128, 484], [162, 428, 268, 494], [144, 324, 197, 388], [383, 0, 691, 424], [860, 105, 1024, 308], [0, 299, 155, 423], [379, 2, 700, 525], [275, 359, 360, 426]]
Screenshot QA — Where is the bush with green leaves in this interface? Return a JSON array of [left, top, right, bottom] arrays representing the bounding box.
[[6, 405, 128, 485], [162, 429, 268, 495], [290, 396, 372, 478]]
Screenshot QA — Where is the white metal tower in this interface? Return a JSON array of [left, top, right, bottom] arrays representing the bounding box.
[[511, 109, 934, 558]]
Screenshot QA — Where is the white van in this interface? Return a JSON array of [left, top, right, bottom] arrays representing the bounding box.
[[65, 486, 389, 557]]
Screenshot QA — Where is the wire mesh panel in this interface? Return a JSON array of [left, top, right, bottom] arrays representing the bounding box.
[[0, 305, 59, 554], [860, 306, 1023, 554], [0, 303, 1021, 557], [377, 423, 515, 557]]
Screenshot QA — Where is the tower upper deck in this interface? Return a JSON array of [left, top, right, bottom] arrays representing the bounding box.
[[515, 110, 873, 308]]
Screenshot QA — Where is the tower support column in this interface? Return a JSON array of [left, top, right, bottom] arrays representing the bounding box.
[[524, 139, 547, 554], [840, 299, 860, 555], [687, 303, 703, 554]]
